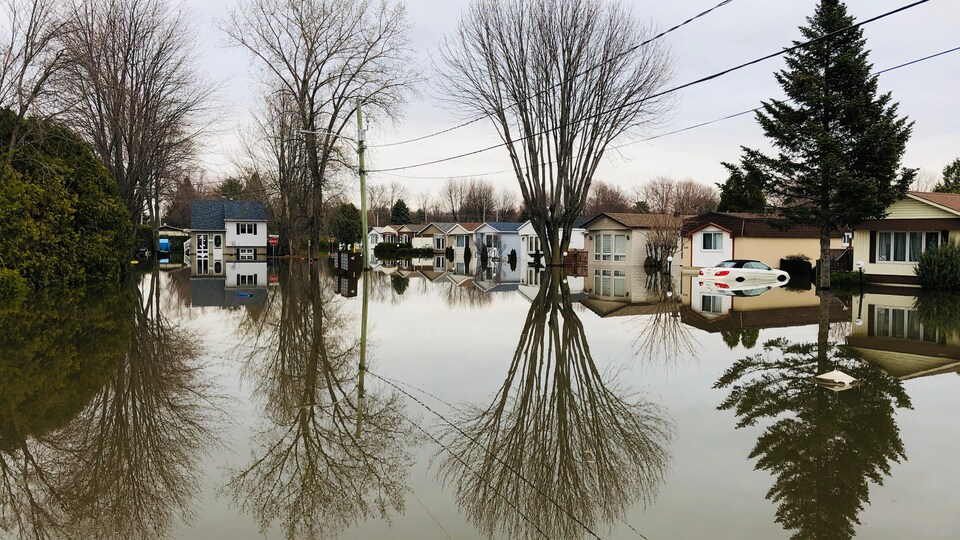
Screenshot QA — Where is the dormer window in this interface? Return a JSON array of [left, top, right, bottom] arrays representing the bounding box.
[[237, 223, 258, 235]]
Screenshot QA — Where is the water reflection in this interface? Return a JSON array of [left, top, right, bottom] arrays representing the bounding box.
[[227, 263, 413, 539], [436, 269, 673, 540], [714, 293, 911, 539], [0, 269, 217, 539]]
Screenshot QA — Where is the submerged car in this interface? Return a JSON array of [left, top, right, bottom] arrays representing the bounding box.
[[698, 259, 790, 286]]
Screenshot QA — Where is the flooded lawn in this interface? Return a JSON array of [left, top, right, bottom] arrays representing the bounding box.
[[3, 261, 959, 539]]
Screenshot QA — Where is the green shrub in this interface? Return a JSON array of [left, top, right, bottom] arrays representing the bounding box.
[[464, 245, 472, 266], [916, 241, 960, 290], [914, 291, 960, 338], [784, 254, 811, 262], [0, 268, 29, 302], [480, 245, 489, 269], [829, 271, 867, 290], [508, 249, 518, 271], [445, 246, 454, 261]]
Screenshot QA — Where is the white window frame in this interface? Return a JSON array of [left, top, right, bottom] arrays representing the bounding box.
[[456, 235, 467, 248], [238, 274, 258, 286], [239, 248, 255, 261], [434, 236, 445, 250], [876, 231, 939, 263], [702, 232, 723, 251], [875, 306, 938, 342], [701, 295, 723, 314], [593, 269, 627, 298], [593, 234, 627, 262]]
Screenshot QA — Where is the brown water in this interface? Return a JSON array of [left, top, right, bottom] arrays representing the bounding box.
[[2, 261, 958, 539]]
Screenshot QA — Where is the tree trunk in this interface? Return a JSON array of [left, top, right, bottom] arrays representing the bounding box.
[[817, 289, 831, 373], [818, 229, 832, 289]]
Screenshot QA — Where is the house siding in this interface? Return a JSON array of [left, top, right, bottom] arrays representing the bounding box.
[[690, 226, 732, 268], [852, 197, 960, 284]]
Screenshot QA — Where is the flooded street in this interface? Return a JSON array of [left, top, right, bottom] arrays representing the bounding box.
[[4, 261, 960, 539]]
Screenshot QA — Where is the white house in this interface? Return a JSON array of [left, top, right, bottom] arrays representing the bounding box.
[[190, 199, 267, 277], [419, 222, 457, 252], [476, 222, 524, 261], [582, 213, 683, 271], [517, 219, 588, 268], [447, 222, 483, 260]]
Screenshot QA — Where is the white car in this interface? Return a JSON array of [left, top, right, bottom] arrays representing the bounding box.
[[698, 260, 790, 287]]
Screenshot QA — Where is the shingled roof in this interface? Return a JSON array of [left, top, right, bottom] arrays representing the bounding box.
[[484, 221, 524, 232], [582, 212, 684, 230], [191, 199, 266, 230], [679, 212, 837, 238]]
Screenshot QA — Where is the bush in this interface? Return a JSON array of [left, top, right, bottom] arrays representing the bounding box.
[[464, 245, 472, 266], [914, 291, 960, 338], [784, 254, 811, 262], [828, 271, 867, 290], [508, 249, 518, 270], [0, 268, 29, 302], [916, 241, 960, 290], [480, 245, 489, 269], [445, 246, 454, 261]]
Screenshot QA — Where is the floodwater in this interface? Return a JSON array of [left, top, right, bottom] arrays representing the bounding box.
[[2, 260, 959, 539]]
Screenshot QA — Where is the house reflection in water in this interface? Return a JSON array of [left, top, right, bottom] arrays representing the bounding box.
[[580, 260, 668, 318], [190, 261, 269, 307], [679, 276, 848, 332], [848, 291, 960, 380]]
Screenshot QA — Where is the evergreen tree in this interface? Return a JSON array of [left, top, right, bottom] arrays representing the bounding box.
[[330, 203, 362, 244], [717, 161, 767, 213], [633, 200, 650, 213], [741, 0, 914, 288], [390, 198, 411, 224], [933, 158, 960, 193]]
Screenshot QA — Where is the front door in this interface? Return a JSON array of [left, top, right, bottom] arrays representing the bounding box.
[[196, 234, 209, 275]]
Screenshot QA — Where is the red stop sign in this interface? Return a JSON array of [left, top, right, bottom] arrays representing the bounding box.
[[269, 236, 279, 246], [269, 274, 279, 284]]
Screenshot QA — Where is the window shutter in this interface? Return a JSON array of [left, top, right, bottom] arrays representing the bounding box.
[[254, 223, 258, 235], [236, 223, 240, 235], [867, 304, 875, 337], [252, 250, 257, 261], [869, 231, 877, 263], [942, 230, 949, 244]]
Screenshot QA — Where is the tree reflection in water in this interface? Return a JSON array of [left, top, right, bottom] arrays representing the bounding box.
[[714, 293, 911, 539], [437, 269, 673, 540], [56, 268, 219, 539], [0, 268, 217, 539], [227, 263, 413, 539], [634, 274, 699, 365]]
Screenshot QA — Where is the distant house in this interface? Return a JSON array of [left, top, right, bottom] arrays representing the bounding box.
[[518, 218, 587, 257], [447, 222, 483, 258], [476, 222, 523, 260], [851, 192, 960, 286], [583, 213, 684, 269], [419, 222, 456, 252], [190, 199, 267, 276], [680, 212, 843, 270]]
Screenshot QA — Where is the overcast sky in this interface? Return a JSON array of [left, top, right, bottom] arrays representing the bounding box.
[[189, 0, 959, 199]]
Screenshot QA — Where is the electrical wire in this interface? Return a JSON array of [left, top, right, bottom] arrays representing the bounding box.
[[372, 38, 959, 183], [366, 0, 931, 174], [367, 0, 737, 149]]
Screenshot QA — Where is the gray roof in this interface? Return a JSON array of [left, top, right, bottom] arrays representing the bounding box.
[[485, 221, 524, 232], [429, 222, 456, 233], [191, 199, 266, 230]]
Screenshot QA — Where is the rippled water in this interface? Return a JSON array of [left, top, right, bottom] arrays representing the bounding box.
[[2, 261, 958, 539]]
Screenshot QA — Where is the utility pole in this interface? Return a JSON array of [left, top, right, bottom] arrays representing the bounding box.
[[357, 98, 369, 271]]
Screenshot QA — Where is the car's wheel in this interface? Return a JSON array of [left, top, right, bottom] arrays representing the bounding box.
[[736, 276, 745, 282], [777, 274, 787, 282]]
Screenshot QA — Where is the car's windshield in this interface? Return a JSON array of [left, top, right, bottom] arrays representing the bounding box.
[[715, 261, 737, 268], [743, 261, 772, 271]]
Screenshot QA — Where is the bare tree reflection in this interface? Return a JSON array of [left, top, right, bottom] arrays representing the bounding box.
[[437, 269, 672, 540], [55, 268, 219, 539], [634, 275, 698, 365], [228, 263, 412, 539], [714, 293, 910, 539]]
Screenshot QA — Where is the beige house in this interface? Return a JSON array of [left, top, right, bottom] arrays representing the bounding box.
[[851, 192, 960, 286], [680, 212, 844, 270], [582, 212, 683, 267]]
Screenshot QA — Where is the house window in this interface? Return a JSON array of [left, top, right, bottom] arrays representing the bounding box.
[[214, 235, 222, 248], [527, 268, 540, 285], [239, 248, 255, 261], [875, 306, 939, 343], [434, 256, 445, 269], [485, 234, 496, 248], [702, 232, 723, 251], [434, 236, 445, 250], [593, 269, 626, 297], [238, 274, 258, 286], [527, 236, 540, 252], [197, 234, 208, 250], [877, 231, 939, 263], [593, 234, 627, 262], [237, 223, 259, 235], [701, 295, 723, 314], [196, 259, 209, 275], [456, 235, 467, 248]]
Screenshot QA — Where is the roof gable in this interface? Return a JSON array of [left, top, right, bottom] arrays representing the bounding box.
[[904, 192, 960, 217], [583, 212, 681, 230], [680, 212, 832, 238]]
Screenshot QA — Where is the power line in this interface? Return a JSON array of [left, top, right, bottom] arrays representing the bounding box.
[[367, 0, 931, 174], [373, 40, 959, 183], [367, 0, 736, 149]]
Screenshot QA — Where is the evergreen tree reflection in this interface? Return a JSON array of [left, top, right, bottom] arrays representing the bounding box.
[[714, 293, 911, 539], [56, 268, 218, 539], [228, 263, 412, 539], [437, 269, 673, 540], [0, 288, 128, 538]]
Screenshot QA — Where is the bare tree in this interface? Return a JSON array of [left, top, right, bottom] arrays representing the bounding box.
[[442, 0, 672, 264], [461, 177, 495, 221], [440, 178, 466, 222], [495, 184, 517, 221], [413, 190, 433, 222], [636, 176, 718, 216], [366, 181, 389, 226], [584, 180, 633, 216], [223, 0, 416, 257], [0, 0, 64, 159], [59, 0, 212, 250], [911, 168, 940, 192]]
